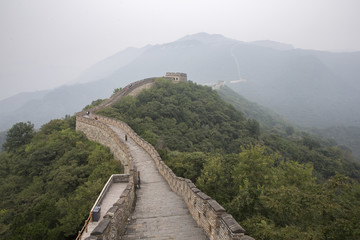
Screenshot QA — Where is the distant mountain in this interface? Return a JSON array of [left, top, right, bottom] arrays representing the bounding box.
[[228, 45, 360, 127], [0, 90, 49, 115], [216, 85, 294, 131], [249, 40, 294, 51], [74, 46, 150, 84], [1, 32, 360, 131]]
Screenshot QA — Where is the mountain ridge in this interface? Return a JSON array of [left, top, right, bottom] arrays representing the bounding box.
[[1, 32, 360, 131]]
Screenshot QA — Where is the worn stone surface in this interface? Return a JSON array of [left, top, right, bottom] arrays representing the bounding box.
[[92, 218, 111, 235], [221, 214, 246, 233], [76, 76, 254, 240], [108, 124, 208, 240], [81, 182, 128, 239], [208, 199, 226, 213]]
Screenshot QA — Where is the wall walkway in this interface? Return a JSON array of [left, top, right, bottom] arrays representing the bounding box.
[[76, 77, 255, 240]]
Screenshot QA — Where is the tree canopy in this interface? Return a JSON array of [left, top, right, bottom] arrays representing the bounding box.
[[0, 117, 122, 239], [2, 121, 34, 152], [98, 79, 360, 239]]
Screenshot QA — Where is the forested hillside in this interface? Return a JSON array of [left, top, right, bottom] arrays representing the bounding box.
[[0, 117, 122, 239], [98, 79, 360, 240], [313, 126, 360, 162], [216, 85, 292, 131]]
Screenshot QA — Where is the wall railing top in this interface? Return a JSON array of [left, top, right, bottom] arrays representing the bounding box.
[[75, 76, 255, 240], [77, 77, 157, 117]]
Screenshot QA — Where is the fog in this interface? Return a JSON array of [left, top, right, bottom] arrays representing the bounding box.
[[1, 0, 360, 100]]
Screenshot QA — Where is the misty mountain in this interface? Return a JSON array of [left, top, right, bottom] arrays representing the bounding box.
[[74, 46, 150, 84], [1, 32, 360, 132], [249, 40, 294, 51], [216, 85, 293, 131], [0, 90, 49, 115]]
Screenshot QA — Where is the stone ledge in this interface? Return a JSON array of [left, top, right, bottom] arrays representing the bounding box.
[[197, 192, 211, 200], [191, 187, 201, 193], [221, 213, 246, 233], [188, 182, 196, 189], [91, 218, 111, 236], [208, 199, 226, 213], [104, 206, 119, 218]]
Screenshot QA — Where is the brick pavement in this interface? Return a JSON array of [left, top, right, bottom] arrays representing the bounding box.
[[108, 124, 208, 240]]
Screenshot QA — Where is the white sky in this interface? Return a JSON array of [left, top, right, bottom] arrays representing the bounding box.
[[1, 0, 360, 100]]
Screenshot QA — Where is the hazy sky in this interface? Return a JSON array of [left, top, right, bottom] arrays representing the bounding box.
[[1, 0, 359, 100]]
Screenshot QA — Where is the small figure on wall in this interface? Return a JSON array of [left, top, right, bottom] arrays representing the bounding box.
[[137, 171, 141, 189]]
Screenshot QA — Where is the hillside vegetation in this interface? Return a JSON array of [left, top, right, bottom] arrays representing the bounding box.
[[0, 117, 122, 240], [216, 85, 293, 131], [98, 79, 360, 240], [313, 126, 360, 162]]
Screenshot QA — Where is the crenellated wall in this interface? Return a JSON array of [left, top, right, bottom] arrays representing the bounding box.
[[76, 116, 138, 240], [76, 76, 255, 240], [77, 77, 157, 117]]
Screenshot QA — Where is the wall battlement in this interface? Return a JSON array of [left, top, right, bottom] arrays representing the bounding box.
[[76, 76, 254, 240], [165, 72, 187, 82]]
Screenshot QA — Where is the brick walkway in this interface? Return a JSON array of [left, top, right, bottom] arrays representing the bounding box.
[[108, 124, 208, 240]]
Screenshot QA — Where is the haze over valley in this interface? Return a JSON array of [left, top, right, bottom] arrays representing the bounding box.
[[1, 1, 360, 158], [1, 2, 360, 238]]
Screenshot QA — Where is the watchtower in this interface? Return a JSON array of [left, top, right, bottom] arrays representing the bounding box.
[[165, 72, 187, 82]]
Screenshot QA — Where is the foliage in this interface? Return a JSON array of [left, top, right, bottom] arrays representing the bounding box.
[[0, 131, 7, 152], [195, 145, 360, 240], [96, 78, 360, 239], [0, 117, 122, 239], [313, 126, 360, 162], [216, 85, 291, 132], [83, 98, 106, 110], [113, 87, 122, 94], [97, 79, 259, 153], [2, 121, 34, 153]]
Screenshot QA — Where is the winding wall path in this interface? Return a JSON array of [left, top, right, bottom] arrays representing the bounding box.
[[77, 77, 254, 240], [108, 125, 208, 239]]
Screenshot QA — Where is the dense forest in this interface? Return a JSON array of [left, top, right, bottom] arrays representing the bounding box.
[[98, 79, 360, 240], [0, 117, 122, 240]]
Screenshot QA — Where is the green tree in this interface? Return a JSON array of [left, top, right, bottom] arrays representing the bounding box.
[[3, 121, 34, 152]]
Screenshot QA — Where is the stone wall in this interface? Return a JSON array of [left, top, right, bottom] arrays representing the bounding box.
[[76, 116, 138, 240], [77, 77, 157, 117], [76, 76, 254, 240], [91, 114, 254, 240]]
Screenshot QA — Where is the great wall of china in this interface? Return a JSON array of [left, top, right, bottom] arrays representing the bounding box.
[[75, 75, 254, 240]]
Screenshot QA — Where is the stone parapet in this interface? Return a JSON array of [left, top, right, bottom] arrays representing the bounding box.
[[76, 75, 255, 240], [77, 77, 157, 117], [91, 114, 254, 240], [76, 116, 137, 240]]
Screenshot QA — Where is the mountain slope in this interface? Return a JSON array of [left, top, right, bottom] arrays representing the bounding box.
[[96, 78, 360, 240], [1, 32, 360, 131], [216, 85, 293, 131], [313, 126, 360, 161]]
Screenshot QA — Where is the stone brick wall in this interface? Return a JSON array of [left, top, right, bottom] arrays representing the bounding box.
[[77, 77, 157, 117], [76, 76, 255, 240], [76, 116, 138, 240], [90, 114, 254, 240]]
